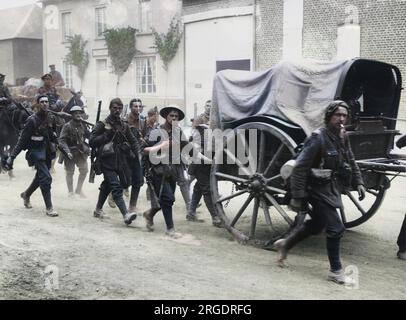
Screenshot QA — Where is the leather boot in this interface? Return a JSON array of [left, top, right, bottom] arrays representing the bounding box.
[[129, 187, 140, 213], [143, 208, 159, 231], [203, 193, 223, 227], [190, 188, 203, 214], [273, 223, 311, 266], [40, 187, 53, 211]]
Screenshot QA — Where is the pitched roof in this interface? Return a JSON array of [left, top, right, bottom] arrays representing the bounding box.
[[0, 4, 43, 41]]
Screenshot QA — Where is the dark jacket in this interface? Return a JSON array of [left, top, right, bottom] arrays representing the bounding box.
[[11, 112, 58, 165], [290, 127, 364, 208], [58, 120, 91, 160], [0, 84, 11, 101], [126, 113, 146, 148], [89, 115, 140, 184], [146, 123, 189, 176]]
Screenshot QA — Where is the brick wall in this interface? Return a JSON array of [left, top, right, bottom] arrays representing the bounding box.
[[183, 0, 406, 119], [182, 0, 253, 15], [254, 0, 406, 119], [302, 0, 406, 118], [255, 0, 284, 69]]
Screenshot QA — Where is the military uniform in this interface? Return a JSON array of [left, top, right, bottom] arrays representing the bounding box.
[[126, 112, 146, 212], [283, 126, 364, 272], [58, 116, 91, 196], [188, 123, 222, 226], [50, 70, 65, 87], [9, 112, 58, 215], [38, 86, 59, 107], [157, 122, 193, 219], [90, 114, 140, 222]]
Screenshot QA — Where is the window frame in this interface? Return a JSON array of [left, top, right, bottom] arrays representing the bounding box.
[[95, 6, 107, 39], [63, 60, 73, 89], [135, 55, 157, 95], [139, 0, 152, 34], [61, 11, 72, 43]]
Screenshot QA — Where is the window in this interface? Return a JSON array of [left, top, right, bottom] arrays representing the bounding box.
[[95, 7, 107, 38], [136, 56, 156, 94], [63, 61, 73, 88], [61, 12, 71, 42], [139, 0, 152, 33], [96, 59, 107, 71]]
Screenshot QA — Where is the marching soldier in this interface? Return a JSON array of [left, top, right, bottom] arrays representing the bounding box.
[[142, 106, 187, 237], [5, 95, 59, 217], [274, 100, 365, 285], [126, 98, 146, 213], [192, 100, 211, 128], [142, 108, 159, 204], [89, 98, 139, 225], [58, 106, 91, 198], [188, 111, 222, 227]]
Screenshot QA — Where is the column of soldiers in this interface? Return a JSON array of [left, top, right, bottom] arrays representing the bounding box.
[[2, 68, 405, 277]]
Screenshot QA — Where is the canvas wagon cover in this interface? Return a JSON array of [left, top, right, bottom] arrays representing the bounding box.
[[211, 59, 350, 136]]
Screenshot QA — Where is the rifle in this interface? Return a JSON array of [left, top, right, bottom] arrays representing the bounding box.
[[89, 100, 102, 183], [143, 160, 161, 210]]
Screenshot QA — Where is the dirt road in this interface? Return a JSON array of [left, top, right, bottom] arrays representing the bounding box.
[[0, 156, 405, 300]]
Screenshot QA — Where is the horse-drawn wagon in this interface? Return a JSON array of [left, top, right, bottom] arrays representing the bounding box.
[[209, 58, 405, 243]]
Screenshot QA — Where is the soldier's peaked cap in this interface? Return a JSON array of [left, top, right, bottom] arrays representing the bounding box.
[[160, 105, 185, 121]]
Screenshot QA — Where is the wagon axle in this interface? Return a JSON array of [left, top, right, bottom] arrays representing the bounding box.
[[247, 173, 268, 196]]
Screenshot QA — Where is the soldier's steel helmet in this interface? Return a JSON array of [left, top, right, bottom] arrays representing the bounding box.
[[70, 106, 84, 113], [160, 105, 185, 121]]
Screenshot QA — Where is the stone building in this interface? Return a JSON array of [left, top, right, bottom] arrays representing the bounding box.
[[41, 0, 184, 116], [184, 0, 406, 118], [0, 4, 43, 85]]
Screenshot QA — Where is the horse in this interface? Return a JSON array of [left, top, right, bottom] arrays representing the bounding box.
[[0, 101, 32, 177]]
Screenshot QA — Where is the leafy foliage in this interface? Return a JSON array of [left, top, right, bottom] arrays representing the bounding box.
[[103, 27, 137, 78], [153, 17, 182, 71], [65, 34, 89, 81]]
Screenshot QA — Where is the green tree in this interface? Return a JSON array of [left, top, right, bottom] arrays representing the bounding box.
[[104, 27, 137, 96], [65, 34, 89, 90], [153, 17, 183, 103]]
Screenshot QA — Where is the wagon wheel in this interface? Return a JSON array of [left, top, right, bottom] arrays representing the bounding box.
[[210, 122, 297, 243], [340, 173, 390, 228]]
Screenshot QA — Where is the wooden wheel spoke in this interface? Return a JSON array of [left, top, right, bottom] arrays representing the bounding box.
[[263, 143, 285, 176], [264, 193, 293, 226], [250, 198, 260, 238], [257, 131, 266, 173], [344, 190, 367, 216], [215, 172, 249, 184], [216, 189, 248, 204], [366, 189, 379, 196], [261, 198, 275, 231], [266, 185, 287, 195], [230, 194, 254, 227], [265, 174, 281, 184], [236, 132, 257, 175], [339, 207, 347, 225]]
